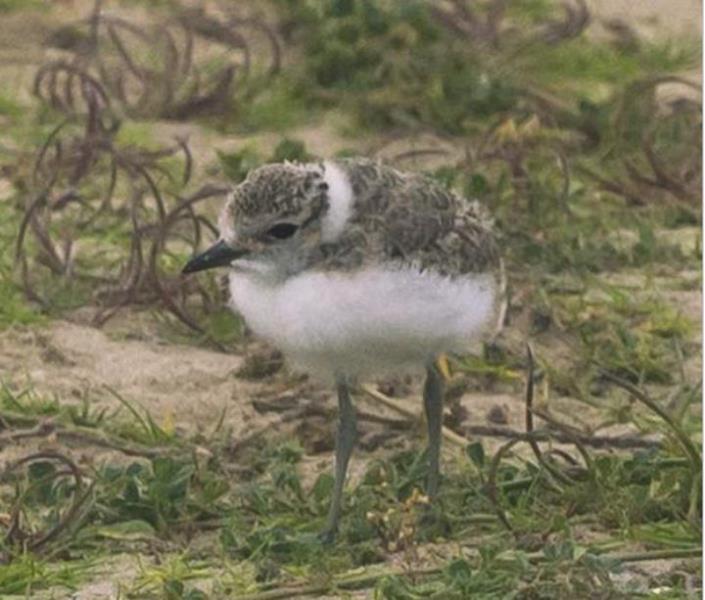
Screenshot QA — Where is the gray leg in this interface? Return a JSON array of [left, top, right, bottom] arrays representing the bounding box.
[[320, 379, 357, 543], [423, 363, 444, 498]]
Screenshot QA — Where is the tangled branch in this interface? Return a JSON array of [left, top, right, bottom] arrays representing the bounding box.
[[1, 452, 93, 558], [15, 85, 232, 341], [430, 0, 590, 48], [37, 0, 281, 120]]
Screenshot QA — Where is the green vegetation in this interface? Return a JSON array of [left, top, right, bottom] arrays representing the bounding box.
[[0, 378, 700, 597], [273, 0, 697, 136], [0, 194, 44, 328], [0, 0, 45, 13]]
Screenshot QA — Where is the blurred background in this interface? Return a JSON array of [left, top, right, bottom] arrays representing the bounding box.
[[0, 1, 701, 598]]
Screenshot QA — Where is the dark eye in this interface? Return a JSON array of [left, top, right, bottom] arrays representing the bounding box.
[[266, 222, 299, 240]]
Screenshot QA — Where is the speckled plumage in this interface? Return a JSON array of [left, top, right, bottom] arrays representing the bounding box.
[[319, 158, 502, 279], [218, 162, 329, 239], [221, 157, 502, 282], [185, 156, 506, 540]]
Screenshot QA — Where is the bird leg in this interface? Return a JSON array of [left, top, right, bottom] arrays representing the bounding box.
[[423, 362, 444, 498], [320, 379, 357, 543]]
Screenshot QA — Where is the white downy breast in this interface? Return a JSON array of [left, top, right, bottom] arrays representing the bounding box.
[[229, 266, 498, 378]]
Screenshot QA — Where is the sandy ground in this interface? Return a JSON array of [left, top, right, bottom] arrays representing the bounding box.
[[587, 0, 701, 38], [1, 321, 258, 435]]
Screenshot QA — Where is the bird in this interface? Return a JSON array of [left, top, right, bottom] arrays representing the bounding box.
[[182, 157, 506, 542]]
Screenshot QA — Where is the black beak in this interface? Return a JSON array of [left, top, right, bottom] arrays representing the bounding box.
[[182, 240, 247, 274]]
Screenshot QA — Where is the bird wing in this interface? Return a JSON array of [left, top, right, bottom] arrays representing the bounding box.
[[320, 159, 501, 278]]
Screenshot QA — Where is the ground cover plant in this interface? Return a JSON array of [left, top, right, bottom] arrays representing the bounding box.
[[0, 0, 701, 597]]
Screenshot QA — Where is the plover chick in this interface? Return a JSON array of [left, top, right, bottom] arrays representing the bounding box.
[[183, 157, 505, 541]]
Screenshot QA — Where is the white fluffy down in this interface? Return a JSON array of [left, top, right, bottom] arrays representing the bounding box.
[[229, 266, 498, 379], [320, 161, 354, 242]]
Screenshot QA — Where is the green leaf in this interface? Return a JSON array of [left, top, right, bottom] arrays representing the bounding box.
[[466, 441, 485, 469], [311, 472, 334, 505], [216, 147, 261, 182], [446, 557, 473, 584], [270, 138, 312, 163], [94, 519, 157, 541]]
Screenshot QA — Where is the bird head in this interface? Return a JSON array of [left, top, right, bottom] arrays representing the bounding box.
[[182, 161, 330, 276]]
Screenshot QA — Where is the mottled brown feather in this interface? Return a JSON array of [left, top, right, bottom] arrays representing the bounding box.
[[317, 158, 502, 280]]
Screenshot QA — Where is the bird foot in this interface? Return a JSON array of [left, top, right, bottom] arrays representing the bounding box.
[[317, 528, 337, 545]]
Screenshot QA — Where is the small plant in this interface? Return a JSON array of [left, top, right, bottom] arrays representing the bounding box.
[[10, 76, 248, 344], [37, 0, 282, 121]]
